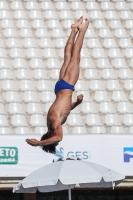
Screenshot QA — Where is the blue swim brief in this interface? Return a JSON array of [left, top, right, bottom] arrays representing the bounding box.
[[54, 79, 75, 94]]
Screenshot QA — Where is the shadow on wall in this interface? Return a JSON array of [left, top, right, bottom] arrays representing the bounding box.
[[0, 189, 133, 200], [38, 189, 133, 200]]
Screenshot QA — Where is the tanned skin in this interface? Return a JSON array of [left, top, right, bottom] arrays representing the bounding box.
[[26, 16, 90, 147]]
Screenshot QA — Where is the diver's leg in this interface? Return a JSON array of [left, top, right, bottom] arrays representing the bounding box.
[[59, 16, 83, 80], [63, 19, 89, 85]]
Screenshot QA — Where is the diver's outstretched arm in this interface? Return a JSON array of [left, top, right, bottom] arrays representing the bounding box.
[[26, 121, 63, 146], [26, 135, 61, 147]]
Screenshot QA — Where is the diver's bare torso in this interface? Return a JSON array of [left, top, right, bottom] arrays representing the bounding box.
[[47, 89, 72, 129]]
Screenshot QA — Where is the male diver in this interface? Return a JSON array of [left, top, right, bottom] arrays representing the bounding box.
[[26, 16, 90, 153]]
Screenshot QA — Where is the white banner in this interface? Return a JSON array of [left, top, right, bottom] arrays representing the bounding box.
[[0, 134, 133, 177]]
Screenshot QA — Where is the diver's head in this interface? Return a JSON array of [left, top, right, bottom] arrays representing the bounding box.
[[40, 132, 58, 154]]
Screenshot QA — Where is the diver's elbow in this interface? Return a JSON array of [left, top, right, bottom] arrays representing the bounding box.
[[56, 136, 62, 142]]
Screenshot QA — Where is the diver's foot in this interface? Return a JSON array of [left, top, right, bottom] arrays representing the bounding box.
[[78, 18, 90, 31], [71, 16, 83, 31]]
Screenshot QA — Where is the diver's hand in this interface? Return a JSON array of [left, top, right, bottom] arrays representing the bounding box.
[[77, 94, 84, 104], [26, 138, 40, 146]]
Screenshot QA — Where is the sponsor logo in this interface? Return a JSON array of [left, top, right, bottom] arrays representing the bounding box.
[[55, 147, 90, 160], [124, 147, 133, 162], [0, 147, 18, 164]]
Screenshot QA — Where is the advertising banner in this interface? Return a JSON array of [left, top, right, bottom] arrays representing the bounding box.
[[0, 134, 133, 177]]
